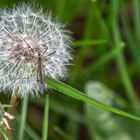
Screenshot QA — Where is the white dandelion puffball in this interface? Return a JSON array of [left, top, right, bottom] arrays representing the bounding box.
[[0, 5, 72, 97]]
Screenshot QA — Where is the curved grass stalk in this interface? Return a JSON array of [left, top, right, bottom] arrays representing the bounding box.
[[46, 76, 140, 121], [111, 0, 138, 108]]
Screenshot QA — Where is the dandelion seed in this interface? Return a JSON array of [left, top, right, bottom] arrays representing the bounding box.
[[0, 5, 72, 97]]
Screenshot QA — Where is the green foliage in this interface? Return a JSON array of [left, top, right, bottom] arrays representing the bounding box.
[[1, 0, 140, 140]]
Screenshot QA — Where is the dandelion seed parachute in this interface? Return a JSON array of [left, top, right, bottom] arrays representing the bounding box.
[[0, 5, 72, 97]]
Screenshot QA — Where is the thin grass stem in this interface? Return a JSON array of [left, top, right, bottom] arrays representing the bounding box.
[[42, 94, 49, 140], [18, 95, 28, 140], [111, 0, 138, 108]]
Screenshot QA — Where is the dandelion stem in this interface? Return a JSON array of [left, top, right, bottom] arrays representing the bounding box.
[[18, 95, 28, 140], [42, 94, 49, 140]]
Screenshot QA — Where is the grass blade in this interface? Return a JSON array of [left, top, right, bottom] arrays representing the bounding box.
[[15, 111, 41, 140], [87, 43, 124, 73], [42, 94, 49, 140], [110, 0, 138, 108], [54, 126, 73, 140], [46, 76, 140, 121]]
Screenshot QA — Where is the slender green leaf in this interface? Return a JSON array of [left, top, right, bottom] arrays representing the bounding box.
[[46, 76, 140, 121], [110, 0, 138, 108], [54, 126, 73, 140], [18, 95, 29, 140], [87, 43, 124, 73], [26, 124, 41, 140], [15, 111, 41, 140], [42, 94, 49, 140]]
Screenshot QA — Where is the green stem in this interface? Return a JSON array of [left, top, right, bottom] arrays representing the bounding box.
[[42, 94, 49, 140], [133, 0, 140, 45], [111, 0, 138, 108], [71, 2, 96, 78], [18, 95, 28, 140]]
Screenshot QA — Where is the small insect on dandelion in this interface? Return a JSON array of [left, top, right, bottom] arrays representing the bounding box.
[[0, 5, 72, 97]]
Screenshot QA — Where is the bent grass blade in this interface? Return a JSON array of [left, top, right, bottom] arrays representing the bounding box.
[[46, 76, 140, 122]]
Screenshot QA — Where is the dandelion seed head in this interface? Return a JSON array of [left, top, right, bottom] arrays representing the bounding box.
[[0, 5, 72, 97]]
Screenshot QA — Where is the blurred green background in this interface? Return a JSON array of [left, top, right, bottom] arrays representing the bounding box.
[[1, 0, 140, 140]]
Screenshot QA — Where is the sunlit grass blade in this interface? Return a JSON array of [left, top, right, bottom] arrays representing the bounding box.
[[46, 76, 140, 121]]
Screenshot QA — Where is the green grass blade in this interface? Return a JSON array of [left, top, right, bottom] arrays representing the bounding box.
[[110, 0, 138, 108], [42, 94, 49, 140], [73, 39, 107, 47], [33, 97, 85, 123], [46, 76, 140, 121], [15, 111, 41, 140], [18, 95, 29, 140], [26, 124, 41, 140], [87, 43, 124, 73]]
